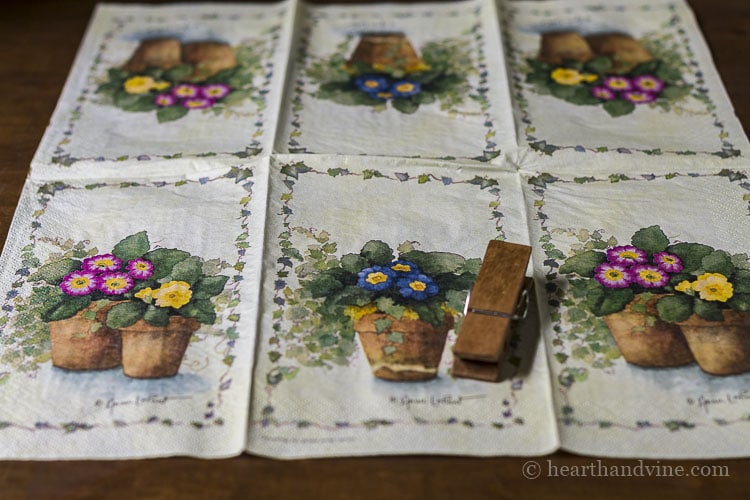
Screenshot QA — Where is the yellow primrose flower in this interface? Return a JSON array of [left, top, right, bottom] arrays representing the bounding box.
[[692, 273, 733, 302], [153, 281, 193, 309], [151, 80, 171, 91], [134, 287, 154, 303], [405, 61, 431, 73], [550, 68, 596, 86], [123, 75, 156, 94], [344, 303, 378, 321], [674, 280, 693, 293], [402, 308, 420, 320]]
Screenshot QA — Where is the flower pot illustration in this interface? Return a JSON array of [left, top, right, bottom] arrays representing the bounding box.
[[539, 31, 595, 66], [679, 311, 750, 376], [347, 32, 424, 72], [120, 316, 201, 379], [603, 294, 694, 367], [354, 312, 454, 381], [585, 33, 653, 73], [49, 303, 122, 371]]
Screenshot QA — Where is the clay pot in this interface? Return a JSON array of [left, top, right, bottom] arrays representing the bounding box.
[[539, 31, 594, 65], [346, 32, 423, 71], [182, 41, 237, 80], [120, 316, 200, 379], [354, 312, 454, 381], [679, 310, 750, 376], [49, 303, 122, 371], [603, 294, 694, 367], [585, 33, 653, 73], [123, 38, 182, 72]]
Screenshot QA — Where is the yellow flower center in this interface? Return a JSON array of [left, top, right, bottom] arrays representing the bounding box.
[[395, 83, 415, 93], [124, 76, 156, 94], [363, 80, 380, 89], [366, 272, 389, 285], [104, 277, 128, 290], [608, 78, 630, 90], [376, 92, 392, 99], [628, 93, 649, 102], [71, 278, 91, 289], [638, 270, 662, 283], [675, 280, 693, 293], [134, 262, 149, 271], [93, 259, 115, 268], [404, 61, 431, 73], [551, 68, 586, 86], [135, 287, 153, 302], [151, 80, 170, 91], [604, 270, 624, 280], [391, 263, 412, 272], [618, 251, 639, 260], [409, 281, 427, 292]]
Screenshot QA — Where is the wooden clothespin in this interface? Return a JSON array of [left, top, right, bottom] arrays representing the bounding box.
[[452, 240, 533, 382]]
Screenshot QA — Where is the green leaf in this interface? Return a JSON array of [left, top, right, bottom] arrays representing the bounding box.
[[169, 256, 203, 285], [42, 295, 92, 322], [413, 91, 436, 105], [656, 294, 693, 323], [325, 286, 373, 309], [550, 83, 578, 99], [179, 299, 216, 324], [112, 231, 150, 262], [192, 275, 229, 299], [399, 250, 465, 275], [667, 243, 715, 273], [660, 85, 691, 100], [631, 225, 669, 255], [113, 91, 157, 112], [156, 106, 189, 123], [588, 287, 634, 316], [564, 86, 601, 106], [360, 241, 394, 266], [375, 297, 405, 319], [701, 251, 734, 277], [307, 273, 344, 298], [143, 305, 170, 327], [164, 64, 193, 82], [729, 293, 750, 312], [106, 301, 146, 328], [391, 98, 419, 114], [584, 56, 612, 74], [603, 99, 635, 117], [559, 250, 607, 277], [694, 299, 724, 322], [221, 89, 254, 106], [30, 258, 81, 284], [733, 270, 750, 293], [340, 253, 367, 273], [630, 60, 660, 76], [143, 248, 190, 280]]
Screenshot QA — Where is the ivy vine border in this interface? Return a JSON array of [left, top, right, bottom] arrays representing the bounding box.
[[252, 161, 535, 434], [528, 168, 750, 433], [286, 2, 501, 162], [50, 9, 285, 167], [501, 2, 742, 158], [0, 166, 256, 435]]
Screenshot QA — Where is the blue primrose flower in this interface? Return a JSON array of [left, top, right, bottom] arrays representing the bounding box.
[[390, 80, 421, 98], [354, 75, 390, 93], [396, 273, 439, 301], [389, 260, 420, 276], [357, 266, 397, 292]]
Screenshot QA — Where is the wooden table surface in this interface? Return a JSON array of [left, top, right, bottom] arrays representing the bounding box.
[[1, 0, 749, 498]]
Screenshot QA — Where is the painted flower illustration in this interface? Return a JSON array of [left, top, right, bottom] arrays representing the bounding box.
[[591, 86, 616, 100], [396, 274, 439, 300], [98, 272, 134, 295], [357, 266, 397, 292], [390, 80, 421, 97], [126, 258, 154, 280], [152, 281, 193, 309], [689, 273, 734, 302], [154, 93, 177, 107], [622, 91, 657, 104], [201, 83, 232, 99], [354, 75, 389, 93], [631, 265, 670, 288], [606, 246, 648, 266], [632, 75, 665, 93], [653, 252, 683, 273], [124, 75, 157, 94], [551, 68, 597, 86], [172, 83, 201, 99], [60, 271, 100, 296], [82, 254, 122, 273], [181, 97, 214, 109], [389, 260, 420, 275], [602, 76, 633, 92], [594, 263, 632, 289]]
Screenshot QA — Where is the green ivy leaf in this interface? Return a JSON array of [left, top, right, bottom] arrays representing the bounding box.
[[307, 273, 345, 298], [30, 258, 81, 284], [42, 295, 92, 322]]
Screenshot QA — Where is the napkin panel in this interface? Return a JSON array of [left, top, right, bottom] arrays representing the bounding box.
[[275, 0, 516, 162], [30, 2, 294, 179], [246, 155, 559, 458], [523, 164, 750, 458], [0, 161, 268, 458], [503, 0, 749, 162]]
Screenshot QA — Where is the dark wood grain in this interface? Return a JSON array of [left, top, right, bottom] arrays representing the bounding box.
[[0, 1, 749, 498]]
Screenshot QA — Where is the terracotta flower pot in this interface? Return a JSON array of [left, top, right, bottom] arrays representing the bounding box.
[[120, 316, 201, 379], [49, 303, 122, 371], [354, 312, 454, 381], [539, 31, 594, 66], [603, 294, 694, 367], [347, 32, 423, 71], [679, 310, 750, 376]]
